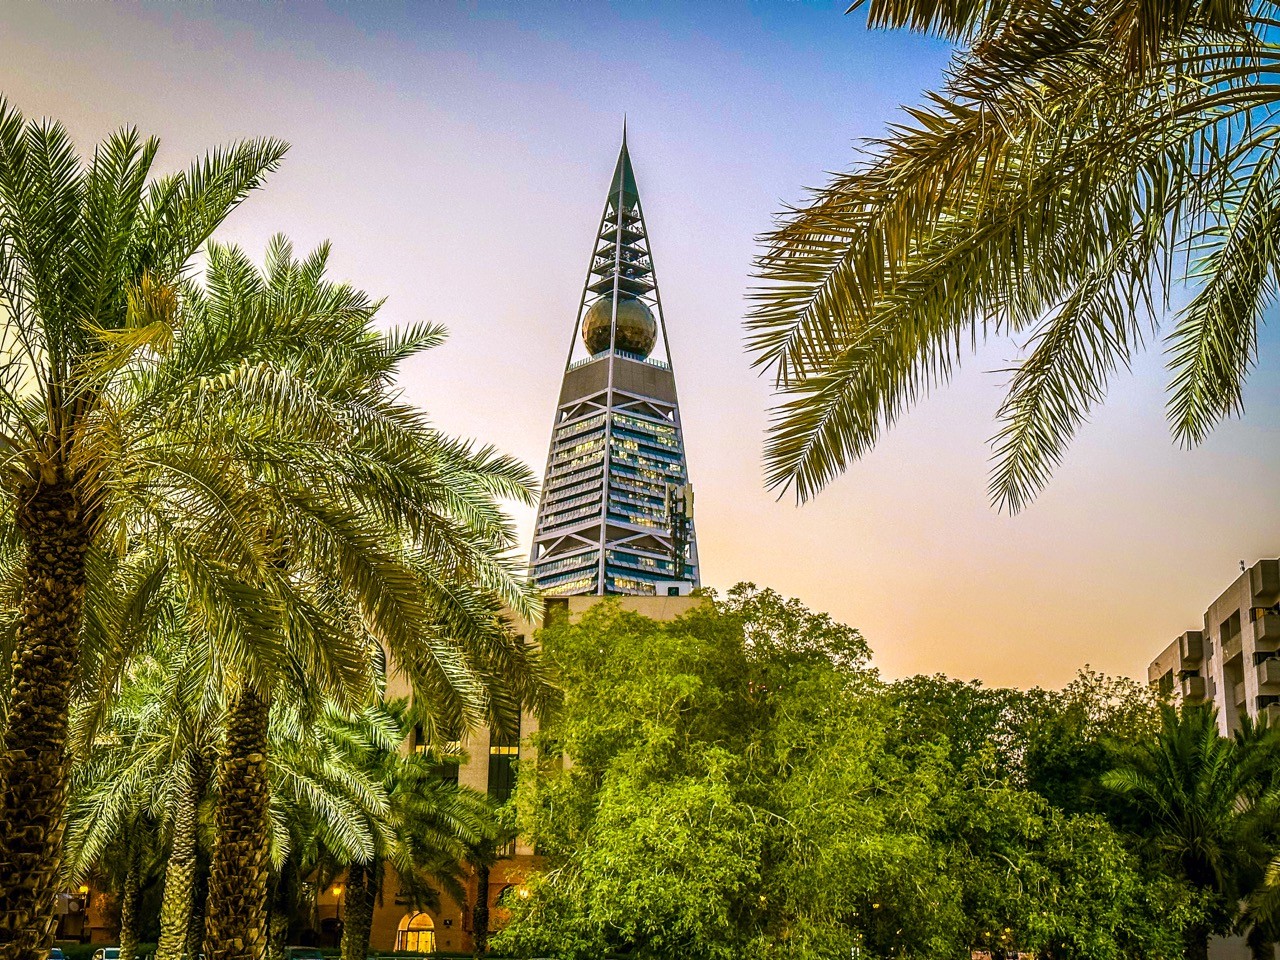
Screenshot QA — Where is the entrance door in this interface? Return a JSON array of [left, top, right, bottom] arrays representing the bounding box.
[[395, 912, 436, 953]]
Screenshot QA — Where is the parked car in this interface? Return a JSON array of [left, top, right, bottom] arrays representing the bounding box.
[[91, 948, 120, 960], [47, 950, 64, 960], [284, 949, 323, 960]]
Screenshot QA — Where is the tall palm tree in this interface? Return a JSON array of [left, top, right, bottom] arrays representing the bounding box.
[[132, 238, 543, 960], [312, 699, 501, 960], [63, 617, 392, 960], [55, 229, 542, 960], [0, 94, 542, 960], [1102, 703, 1274, 960], [748, 0, 1280, 511], [0, 95, 286, 959]]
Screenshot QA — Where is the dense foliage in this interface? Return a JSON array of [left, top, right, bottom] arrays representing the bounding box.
[[496, 586, 1279, 960], [0, 95, 543, 960]]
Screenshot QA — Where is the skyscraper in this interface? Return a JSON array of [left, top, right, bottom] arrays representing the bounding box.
[[531, 130, 700, 596]]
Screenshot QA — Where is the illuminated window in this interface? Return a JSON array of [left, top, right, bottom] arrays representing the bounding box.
[[413, 725, 461, 784], [395, 913, 436, 953]]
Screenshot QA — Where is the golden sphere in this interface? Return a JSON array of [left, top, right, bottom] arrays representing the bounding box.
[[582, 295, 657, 357]]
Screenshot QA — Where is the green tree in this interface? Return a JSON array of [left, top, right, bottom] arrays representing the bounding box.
[[1102, 703, 1277, 960], [748, 0, 1280, 511], [1019, 669, 1160, 819], [762, 662, 1185, 960], [163, 238, 541, 960], [0, 96, 286, 958], [498, 590, 1186, 960], [498, 600, 766, 960]]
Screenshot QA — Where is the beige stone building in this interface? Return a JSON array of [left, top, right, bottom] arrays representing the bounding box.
[[1148, 558, 1280, 733]]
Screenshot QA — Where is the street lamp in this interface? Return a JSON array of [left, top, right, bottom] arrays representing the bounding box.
[[331, 884, 344, 920]]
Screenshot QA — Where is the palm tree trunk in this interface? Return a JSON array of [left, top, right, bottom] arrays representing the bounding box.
[[0, 481, 93, 960], [186, 864, 207, 960], [205, 684, 272, 960], [471, 861, 490, 958], [1246, 925, 1273, 960], [1186, 925, 1211, 960], [119, 837, 142, 960], [157, 755, 200, 960], [339, 861, 377, 960]]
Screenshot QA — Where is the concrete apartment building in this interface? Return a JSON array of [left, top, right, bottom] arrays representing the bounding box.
[[1145, 559, 1280, 960], [1149, 558, 1280, 733]]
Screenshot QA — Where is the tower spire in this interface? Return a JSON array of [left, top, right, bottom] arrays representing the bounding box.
[[606, 125, 641, 215], [529, 134, 700, 597]]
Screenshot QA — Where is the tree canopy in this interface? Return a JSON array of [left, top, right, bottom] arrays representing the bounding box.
[[495, 587, 1196, 960]]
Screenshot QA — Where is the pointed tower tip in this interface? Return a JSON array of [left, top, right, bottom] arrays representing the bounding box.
[[610, 119, 639, 203]]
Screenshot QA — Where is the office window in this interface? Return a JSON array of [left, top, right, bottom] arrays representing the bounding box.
[[488, 716, 522, 802], [440, 728, 461, 784], [414, 723, 461, 784]]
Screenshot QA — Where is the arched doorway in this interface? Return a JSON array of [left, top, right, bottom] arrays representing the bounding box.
[[395, 912, 436, 953]]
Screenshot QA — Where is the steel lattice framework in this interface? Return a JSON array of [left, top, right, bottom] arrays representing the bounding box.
[[530, 129, 700, 596]]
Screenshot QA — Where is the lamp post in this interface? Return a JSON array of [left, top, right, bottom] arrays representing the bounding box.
[[331, 884, 345, 946]]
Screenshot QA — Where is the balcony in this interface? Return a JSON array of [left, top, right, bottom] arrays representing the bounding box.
[[1234, 680, 1248, 705], [1265, 703, 1280, 726], [1223, 633, 1243, 664], [1259, 657, 1280, 688], [1253, 612, 1280, 650], [1180, 675, 1206, 701], [1178, 631, 1204, 670], [1250, 559, 1280, 603]]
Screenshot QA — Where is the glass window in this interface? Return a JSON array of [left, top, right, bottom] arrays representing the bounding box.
[[488, 715, 522, 802], [395, 913, 436, 953], [414, 724, 460, 784]]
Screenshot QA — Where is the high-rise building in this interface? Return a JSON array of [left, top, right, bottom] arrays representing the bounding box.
[[157, 133, 709, 960], [530, 130, 699, 597], [1148, 558, 1280, 732]]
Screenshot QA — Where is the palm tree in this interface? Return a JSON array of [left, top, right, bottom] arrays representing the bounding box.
[[130, 238, 543, 960], [63, 619, 394, 960], [1246, 873, 1280, 960], [748, 0, 1280, 511], [1233, 716, 1280, 960], [0, 94, 542, 960], [0, 95, 286, 958], [316, 700, 502, 960], [1102, 703, 1274, 960]]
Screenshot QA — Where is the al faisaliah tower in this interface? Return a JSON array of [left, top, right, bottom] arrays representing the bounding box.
[[529, 129, 700, 597]]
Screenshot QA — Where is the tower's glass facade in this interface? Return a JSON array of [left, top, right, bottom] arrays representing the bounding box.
[[531, 133, 699, 596]]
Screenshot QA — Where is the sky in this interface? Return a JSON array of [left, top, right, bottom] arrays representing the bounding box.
[[4, 0, 1278, 689]]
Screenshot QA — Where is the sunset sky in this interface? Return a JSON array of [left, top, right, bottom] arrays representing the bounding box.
[[5, 0, 1278, 689]]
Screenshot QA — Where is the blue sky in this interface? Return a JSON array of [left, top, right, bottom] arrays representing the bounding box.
[[4, 0, 1277, 686]]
